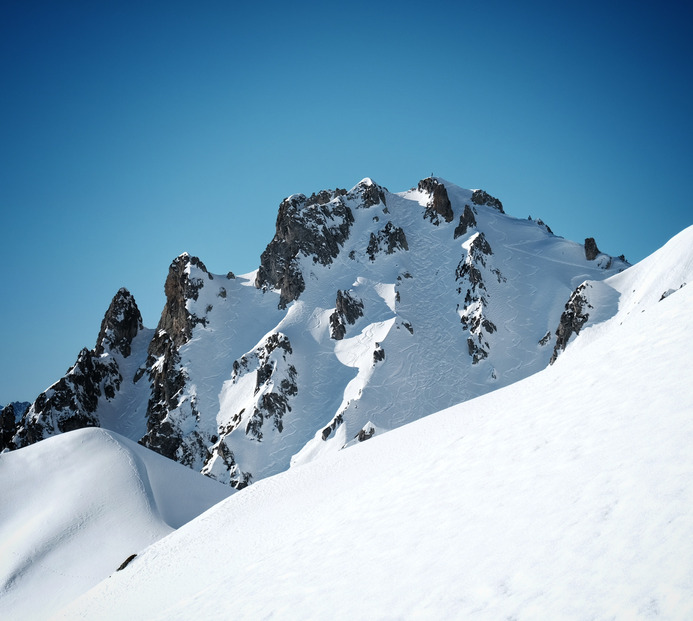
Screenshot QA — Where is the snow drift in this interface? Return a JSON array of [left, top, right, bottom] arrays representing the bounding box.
[[0, 428, 230, 620]]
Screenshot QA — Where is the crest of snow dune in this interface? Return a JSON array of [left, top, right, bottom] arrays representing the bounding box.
[[0, 427, 230, 620]]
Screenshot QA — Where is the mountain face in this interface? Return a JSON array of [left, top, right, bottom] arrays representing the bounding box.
[[50, 227, 693, 621], [7, 289, 153, 450], [2, 177, 629, 488]]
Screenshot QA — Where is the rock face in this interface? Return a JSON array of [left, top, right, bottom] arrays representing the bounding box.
[[255, 189, 357, 308], [550, 283, 594, 364], [8, 289, 145, 450], [418, 177, 454, 224], [471, 189, 504, 213], [366, 221, 409, 261], [454, 205, 477, 239], [456, 232, 499, 364], [140, 254, 212, 462], [584, 237, 600, 261], [1, 404, 17, 450], [202, 332, 298, 488], [95, 288, 145, 357], [330, 290, 365, 340]]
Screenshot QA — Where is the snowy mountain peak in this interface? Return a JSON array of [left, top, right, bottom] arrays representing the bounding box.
[[6, 176, 634, 490], [95, 287, 144, 358]]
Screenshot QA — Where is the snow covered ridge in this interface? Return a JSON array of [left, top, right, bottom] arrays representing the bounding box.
[[3, 176, 635, 488], [0, 427, 230, 620]]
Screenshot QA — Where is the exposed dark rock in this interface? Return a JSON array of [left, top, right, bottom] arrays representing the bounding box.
[[329, 312, 346, 340], [346, 179, 386, 208], [455, 232, 493, 289], [321, 413, 344, 441], [140, 254, 212, 460], [356, 426, 375, 442], [467, 337, 489, 364], [8, 285, 147, 451], [550, 283, 593, 364], [455, 233, 498, 364], [373, 343, 385, 364], [1, 404, 17, 451], [13, 347, 120, 448], [329, 290, 365, 340], [418, 177, 453, 224], [336, 290, 364, 325], [367, 222, 409, 261], [95, 288, 144, 358], [471, 189, 504, 213], [454, 205, 477, 239], [538, 331, 552, 346], [117, 554, 137, 571], [584, 238, 600, 261], [226, 333, 298, 445], [535, 219, 554, 235], [255, 191, 355, 308]]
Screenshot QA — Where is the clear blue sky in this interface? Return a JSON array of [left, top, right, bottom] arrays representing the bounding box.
[[2, 0, 691, 404]]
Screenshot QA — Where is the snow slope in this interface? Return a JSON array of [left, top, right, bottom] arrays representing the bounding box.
[[54, 227, 693, 620], [0, 428, 231, 620]]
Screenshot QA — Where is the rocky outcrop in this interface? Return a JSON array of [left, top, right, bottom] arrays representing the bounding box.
[[1, 404, 17, 451], [471, 189, 504, 213], [456, 233, 499, 364], [13, 348, 120, 447], [419, 177, 454, 224], [255, 191, 355, 308], [95, 288, 145, 357], [329, 290, 365, 340], [584, 238, 600, 261], [9, 290, 145, 450], [454, 205, 477, 239], [346, 179, 386, 208], [535, 218, 554, 235], [140, 254, 212, 461], [550, 283, 593, 364], [355, 424, 375, 442], [367, 221, 408, 261], [201, 332, 298, 488]]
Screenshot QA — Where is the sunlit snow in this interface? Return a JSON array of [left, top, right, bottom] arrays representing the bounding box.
[[38, 226, 693, 620]]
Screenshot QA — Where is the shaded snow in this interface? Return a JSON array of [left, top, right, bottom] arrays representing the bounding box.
[[0, 428, 230, 620]]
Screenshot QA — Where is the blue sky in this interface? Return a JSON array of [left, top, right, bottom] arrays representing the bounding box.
[[2, 0, 691, 404]]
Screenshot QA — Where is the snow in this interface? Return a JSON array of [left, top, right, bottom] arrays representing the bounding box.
[[0, 428, 230, 620], [12, 178, 635, 492], [48, 226, 693, 620]]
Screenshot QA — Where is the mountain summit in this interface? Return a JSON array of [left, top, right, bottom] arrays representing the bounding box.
[[3, 177, 629, 488]]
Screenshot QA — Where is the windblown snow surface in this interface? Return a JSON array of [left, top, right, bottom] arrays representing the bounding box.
[[51, 226, 693, 619], [0, 428, 231, 620]]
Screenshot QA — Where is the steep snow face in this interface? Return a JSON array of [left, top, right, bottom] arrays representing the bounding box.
[[53, 236, 693, 620], [0, 427, 230, 621]]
